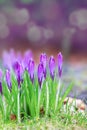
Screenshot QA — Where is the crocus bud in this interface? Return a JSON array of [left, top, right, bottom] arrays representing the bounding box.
[[0, 69, 2, 79], [40, 53, 47, 78], [2, 51, 11, 69], [49, 56, 55, 80], [13, 61, 23, 88], [28, 59, 34, 83], [2, 49, 16, 69], [0, 69, 2, 94], [58, 52, 63, 78], [23, 50, 33, 70], [0, 82, 2, 94], [38, 63, 44, 88], [17, 52, 22, 64], [6, 70, 11, 89]]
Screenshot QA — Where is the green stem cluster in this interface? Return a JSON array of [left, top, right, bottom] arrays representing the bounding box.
[[0, 71, 73, 123]]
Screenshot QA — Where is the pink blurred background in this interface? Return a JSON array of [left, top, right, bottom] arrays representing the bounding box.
[[0, 0, 87, 61]]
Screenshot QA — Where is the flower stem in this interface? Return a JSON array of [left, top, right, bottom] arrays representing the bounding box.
[[3, 96, 6, 121], [55, 78, 61, 111], [46, 82, 49, 116], [37, 88, 41, 117], [24, 96, 27, 114], [17, 90, 21, 123]]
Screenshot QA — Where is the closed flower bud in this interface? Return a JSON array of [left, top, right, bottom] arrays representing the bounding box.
[[49, 56, 55, 80], [40, 53, 47, 78], [13, 61, 23, 88], [28, 58, 34, 83], [38, 63, 44, 88], [58, 52, 63, 78], [0, 69, 2, 94], [6, 70, 11, 90]]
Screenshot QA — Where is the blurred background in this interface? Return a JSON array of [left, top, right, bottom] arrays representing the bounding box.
[[0, 0, 87, 98], [0, 0, 87, 57]]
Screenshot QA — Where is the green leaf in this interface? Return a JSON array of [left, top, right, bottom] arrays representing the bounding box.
[[58, 82, 74, 110]]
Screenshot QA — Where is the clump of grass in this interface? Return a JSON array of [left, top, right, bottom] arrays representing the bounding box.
[[0, 50, 78, 125]]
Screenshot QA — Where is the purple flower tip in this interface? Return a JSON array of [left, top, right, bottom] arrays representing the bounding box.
[[23, 50, 33, 70], [13, 61, 23, 75], [40, 53, 47, 78], [0, 69, 2, 79], [0, 69, 2, 94], [58, 52, 63, 78], [38, 63, 44, 88], [13, 61, 23, 88], [40, 53, 47, 67], [2, 50, 16, 69], [28, 58, 34, 83], [49, 56, 55, 80], [13, 61, 20, 72], [6, 70, 11, 89], [0, 82, 2, 94]]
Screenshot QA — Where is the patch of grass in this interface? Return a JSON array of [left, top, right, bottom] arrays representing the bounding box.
[[0, 110, 87, 130]]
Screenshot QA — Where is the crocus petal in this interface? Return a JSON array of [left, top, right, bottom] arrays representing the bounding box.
[[13, 61, 23, 75], [0, 82, 2, 94], [6, 70, 11, 89], [38, 63, 44, 88], [16, 52, 22, 64], [40, 53, 47, 78], [40, 53, 47, 68], [58, 52, 63, 78], [2, 51, 12, 69], [0, 69, 2, 79], [9, 49, 16, 65], [2, 49, 16, 69], [13, 61, 23, 88], [49, 56, 55, 80], [0, 69, 2, 94], [23, 50, 33, 70], [28, 58, 34, 83]]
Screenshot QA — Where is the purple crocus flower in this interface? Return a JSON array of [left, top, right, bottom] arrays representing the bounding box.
[[0, 69, 2, 79], [13, 61, 23, 88], [0, 82, 2, 94], [16, 52, 23, 64], [58, 52, 63, 78], [28, 59, 34, 83], [0, 69, 2, 94], [40, 53, 47, 78], [6, 70, 11, 90], [38, 63, 44, 88], [49, 56, 55, 80], [2, 49, 16, 69], [23, 50, 33, 70], [2, 51, 12, 69]]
